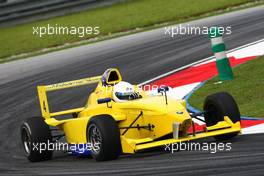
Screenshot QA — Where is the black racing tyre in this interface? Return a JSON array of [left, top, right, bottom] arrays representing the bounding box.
[[203, 92, 241, 141], [20, 117, 53, 162], [87, 115, 121, 161]]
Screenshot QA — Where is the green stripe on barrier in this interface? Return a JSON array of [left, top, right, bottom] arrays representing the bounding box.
[[212, 43, 226, 53], [208, 27, 223, 38], [216, 58, 234, 80]]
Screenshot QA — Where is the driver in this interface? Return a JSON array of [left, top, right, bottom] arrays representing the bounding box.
[[113, 81, 141, 102]]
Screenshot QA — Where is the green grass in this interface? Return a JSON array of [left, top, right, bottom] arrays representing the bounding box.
[[0, 0, 263, 61], [189, 56, 264, 117]]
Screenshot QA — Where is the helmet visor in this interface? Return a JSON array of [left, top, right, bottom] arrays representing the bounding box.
[[115, 92, 132, 100], [115, 92, 142, 101]]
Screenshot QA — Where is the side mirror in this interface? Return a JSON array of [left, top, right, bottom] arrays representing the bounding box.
[[97, 98, 112, 104], [157, 86, 169, 105], [157, 86, 169, 93]]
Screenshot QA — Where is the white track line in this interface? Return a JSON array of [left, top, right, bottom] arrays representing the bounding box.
[[139, 38, 264, 86]]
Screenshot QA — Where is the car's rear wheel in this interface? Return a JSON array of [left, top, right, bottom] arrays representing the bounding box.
[[20, 117, 53, 162], [87, 115, 121, 161], [203, 92, 241, 141]]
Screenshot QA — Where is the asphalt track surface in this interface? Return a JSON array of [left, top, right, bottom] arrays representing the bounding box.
[[0, 5, 264, 176]]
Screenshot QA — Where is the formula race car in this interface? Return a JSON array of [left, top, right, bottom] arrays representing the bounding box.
[[20, 68, 241, 162]]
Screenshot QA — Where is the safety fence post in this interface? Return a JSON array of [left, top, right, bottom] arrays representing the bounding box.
[[208, 27, 233, 80]]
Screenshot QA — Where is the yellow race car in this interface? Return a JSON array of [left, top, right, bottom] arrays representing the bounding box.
[[20, 68, 241, 162]]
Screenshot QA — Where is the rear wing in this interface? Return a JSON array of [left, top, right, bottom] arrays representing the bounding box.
[[37, 76, 102, 119]]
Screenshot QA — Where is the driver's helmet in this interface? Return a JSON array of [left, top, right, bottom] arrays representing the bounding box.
[[113, 81, 139, 102]]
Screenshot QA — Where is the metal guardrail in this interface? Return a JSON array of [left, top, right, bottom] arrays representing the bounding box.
[[0, 0, 127, 27]]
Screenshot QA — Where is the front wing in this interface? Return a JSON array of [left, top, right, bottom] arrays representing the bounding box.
[[120, 116, 241, 153]]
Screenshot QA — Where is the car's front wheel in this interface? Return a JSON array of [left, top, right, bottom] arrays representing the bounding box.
[[87, 115, 121, 161], [203, 92, 241, 141]]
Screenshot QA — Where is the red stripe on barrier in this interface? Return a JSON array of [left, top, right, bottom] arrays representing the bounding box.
[[150, 56, 257, 88], [188, 119, 264, 133], [241, 119, 264, 128]]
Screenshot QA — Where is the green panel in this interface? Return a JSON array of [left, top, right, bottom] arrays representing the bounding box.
[[208, 27, 223, 38], [216, 58, 234, 80], [212, 43, 226, 53]]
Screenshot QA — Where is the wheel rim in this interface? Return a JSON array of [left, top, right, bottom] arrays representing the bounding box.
[[21, 127, 31, 155], [88, 124, 102, 154]]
